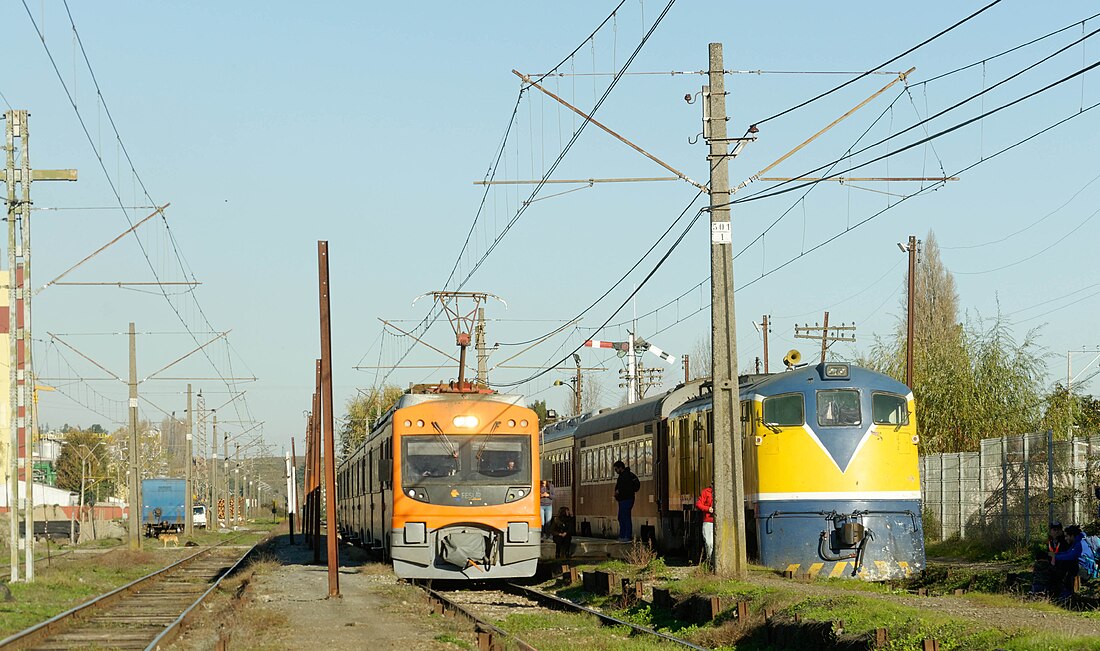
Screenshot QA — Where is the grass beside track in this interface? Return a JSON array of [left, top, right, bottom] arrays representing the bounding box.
[[538, 559, 1100, 651], [0, 523, 273, 638]]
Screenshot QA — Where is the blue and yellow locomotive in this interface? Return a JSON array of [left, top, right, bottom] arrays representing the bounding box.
[[541, 356, 925, 580]]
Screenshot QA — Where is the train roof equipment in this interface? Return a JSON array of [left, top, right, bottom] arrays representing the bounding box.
[[573, 379, 706, 440]]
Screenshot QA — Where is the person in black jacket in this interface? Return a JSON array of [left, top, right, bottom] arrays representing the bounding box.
[[613, 460, 640, 543]]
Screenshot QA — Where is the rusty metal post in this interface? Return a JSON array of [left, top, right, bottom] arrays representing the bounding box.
[[317, 241, 341, 597], [312, 377, 321, 561]]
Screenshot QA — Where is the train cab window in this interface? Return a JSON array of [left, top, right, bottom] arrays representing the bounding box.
[[872, 392, 909, 426], [816, 389, 862, 427], [762, 393, 804, 426]]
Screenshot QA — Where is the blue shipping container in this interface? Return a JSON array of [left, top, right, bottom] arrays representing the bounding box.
[[142, 478, 186, 529]]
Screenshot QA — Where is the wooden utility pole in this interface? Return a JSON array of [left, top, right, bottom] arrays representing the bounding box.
[[902, 236, 918, 388], [475, 307, 488, 384], [4, 109, 77, 581], [762, 315, 770, 373], [128, 323, 141, 550], [794, 312, 857, 363], [185, 384, 193, 536], [706, 43, 748, 578], [317, 241, 340, 597], [573, 353, 583, 416]]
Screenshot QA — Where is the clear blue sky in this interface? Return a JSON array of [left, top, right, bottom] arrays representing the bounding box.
[[3, 1, 1099, 455]]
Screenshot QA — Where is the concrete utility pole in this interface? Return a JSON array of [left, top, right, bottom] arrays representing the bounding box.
[[223, 429, 229, 528], [210, 411, 218, 526], [901, 236, 919, 388], [706, 43, 748, 577], [317, 241, 340, 598], [185, 384, 193, 536], [128, 323, 141, 550], [290, 437, 298, 539], [626, 330, 637, 404], [4, 109, 77, 581]]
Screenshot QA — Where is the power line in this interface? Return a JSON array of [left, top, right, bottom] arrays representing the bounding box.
[[942, 171, 1100, 250], [725, 54, 1100, 210], [25, 1, 257, 428], [753, 0, 1005, 127], [632, 97, 1100, 341], [954, 204, 1100, 275], [374, 0, 676, 391]]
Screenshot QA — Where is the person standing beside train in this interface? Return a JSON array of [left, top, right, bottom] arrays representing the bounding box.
[[613, 460, 640, 543], [695, 484, 715, 565], [539, 480, 555, 536]]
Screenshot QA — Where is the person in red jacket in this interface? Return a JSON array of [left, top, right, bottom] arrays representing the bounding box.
[[695, 485, 714, 565]]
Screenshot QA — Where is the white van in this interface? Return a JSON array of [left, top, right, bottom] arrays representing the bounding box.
[[193, 505, 208, 528]]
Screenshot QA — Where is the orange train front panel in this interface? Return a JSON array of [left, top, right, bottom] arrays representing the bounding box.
[[388, 395, 541, 579]]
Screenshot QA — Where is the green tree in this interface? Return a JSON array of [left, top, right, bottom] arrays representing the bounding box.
[[528, 399, 550, 427], [339, 385, 405, 456], [1040, 384, 1100, 438], [56, 429, 116, 504], [862, 230, 1046, 452]]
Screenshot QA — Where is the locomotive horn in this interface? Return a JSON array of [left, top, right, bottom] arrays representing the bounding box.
[[783, 349, 802, 368]]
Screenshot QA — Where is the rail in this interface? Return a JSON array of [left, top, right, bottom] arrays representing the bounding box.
[[504, 582, 708, 650], [0, 535, 253, 650]]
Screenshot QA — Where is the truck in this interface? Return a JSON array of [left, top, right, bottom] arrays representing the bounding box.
[[142, 478, 187, 537]]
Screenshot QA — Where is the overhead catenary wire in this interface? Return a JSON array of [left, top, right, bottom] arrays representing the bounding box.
[[637, 97, 1100, 342], [374, 0, 677, 391], [26, 1, 258, 429], [752, 0, 1005, 127], [721, 54, 1100, 210]]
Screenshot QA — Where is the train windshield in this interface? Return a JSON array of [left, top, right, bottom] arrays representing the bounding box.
[[816, 389, 861, 427], [402, 434, 531, 485]]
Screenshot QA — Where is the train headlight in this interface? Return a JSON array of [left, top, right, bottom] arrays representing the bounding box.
[[403, 420, 412, 427], [416, 419, 425, 427], [911, 434, 920, 445], [519, 419, 529, 427], [452, 416, 479, 428], [507, 419, 516, 427]]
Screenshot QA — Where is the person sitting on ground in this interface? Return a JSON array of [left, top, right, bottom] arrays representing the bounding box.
[[547, 507, 575, 559], [1051, 524, 1087, 601], [1030, 521, 1066, 596]]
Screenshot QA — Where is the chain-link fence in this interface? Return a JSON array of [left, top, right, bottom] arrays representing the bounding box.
[[920, 432, 1100, 545]]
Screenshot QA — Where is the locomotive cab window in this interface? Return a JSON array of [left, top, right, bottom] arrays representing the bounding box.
[[872, 392, 909, 426], [762, 393, 804, 426], [816, 389, 861, 427]]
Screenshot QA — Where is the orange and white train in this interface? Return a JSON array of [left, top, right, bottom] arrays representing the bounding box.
[[336, 383, 541, 579]]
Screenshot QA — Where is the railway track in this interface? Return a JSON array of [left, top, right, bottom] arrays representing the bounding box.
[[0, 540, 254, 650], [421, 581, 706, 650]]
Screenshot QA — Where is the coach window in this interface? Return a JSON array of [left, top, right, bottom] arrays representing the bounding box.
[[816, 389, 861, 427], [872, 392, 909, 426], [762, 393, 804, 427]]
